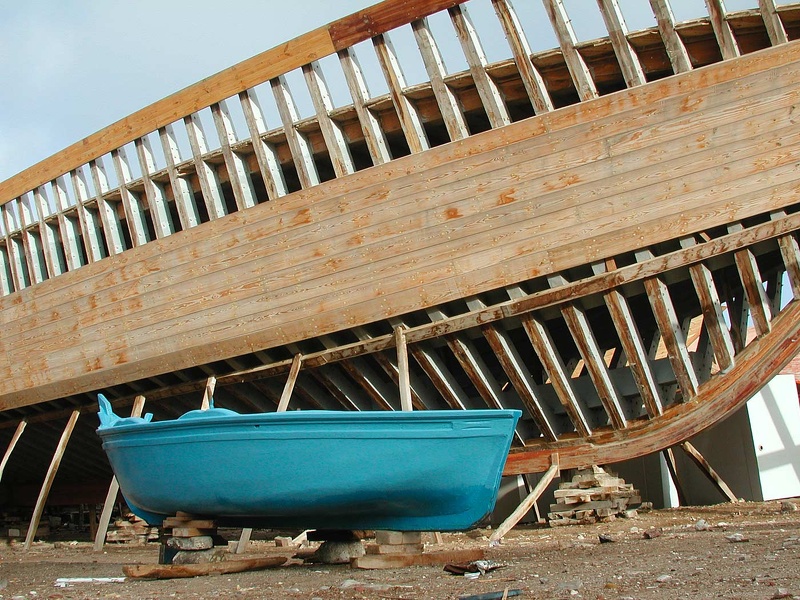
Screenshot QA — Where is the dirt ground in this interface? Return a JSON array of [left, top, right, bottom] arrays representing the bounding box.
[[2, 500, 800, 600]]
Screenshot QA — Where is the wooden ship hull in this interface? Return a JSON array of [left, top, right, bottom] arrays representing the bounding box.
[[2, 0, 800, 522]]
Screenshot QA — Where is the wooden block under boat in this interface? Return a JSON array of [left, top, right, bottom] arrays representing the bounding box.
[[162, 517, 217, 529]]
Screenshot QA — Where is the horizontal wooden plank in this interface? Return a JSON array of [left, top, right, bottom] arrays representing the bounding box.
[[7, 89, 797, 357], [5, 40, 796, 321], [1, 42, 799, 408], [5, 55, 796, 337]]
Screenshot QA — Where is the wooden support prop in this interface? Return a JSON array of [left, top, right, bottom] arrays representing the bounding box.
[[239, 357, 302, 551], [124, 556, 287, 579], [94, 396, 146, 551], [200, 376, 216, 410], [25, 410, 79, 550], [277, 354, 303, 412], [236, 527, 253, 554], [0, 420, 26, 482], [293, 529, 310, 545], [395, 325, 413, 411], [679, 441, 740, 503], [661, 448, 688, 506], [489, 454, 559, 543]]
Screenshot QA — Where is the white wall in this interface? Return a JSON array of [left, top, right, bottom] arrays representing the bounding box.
[[747, 374, 800, 501]]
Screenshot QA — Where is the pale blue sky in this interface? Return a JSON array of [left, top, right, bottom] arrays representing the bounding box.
[[0, 0, 759, 184]]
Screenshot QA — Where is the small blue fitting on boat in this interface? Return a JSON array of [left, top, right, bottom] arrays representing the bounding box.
[[97, 394, 153, 429]]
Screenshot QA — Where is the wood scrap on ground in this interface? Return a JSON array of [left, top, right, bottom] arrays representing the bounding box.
[[548, 465, 645, 526], [122, 556, 288, 579], [352, 547, 485, 569]]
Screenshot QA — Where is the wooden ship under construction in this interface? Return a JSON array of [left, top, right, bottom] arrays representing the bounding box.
[[3, 0, 800, 539]]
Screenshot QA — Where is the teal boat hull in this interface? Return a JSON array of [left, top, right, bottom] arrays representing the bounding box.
[[96, 400, 520, 531]]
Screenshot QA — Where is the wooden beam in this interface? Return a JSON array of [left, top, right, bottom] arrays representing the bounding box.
[[491, 0, 553, 114], [239, 89, 288, 201], [0, 420, 26, 482], [513, 301, 592, 438], [211, 100, 258, 211], [374, 33, 429, 154], [135, 136, 175, 239], [644, 275, 699, 400], [200, 377, 217, 410], [680, 440, 740, 503], [603, 288, 664, 418], [236, 527, 253, 555], [94, 395, 146, 551], [661, 447, 688, 506], [272, 75, 320, 189], [159, 125, 200, 230], [25, 411, 79, 550], [184, 113, 227, 220], [542, 0, 598, 101], [303, 62, 356, 178], [90, 159, 126, 256], [449, 4, 511, 128], [395, 326, 413, 411], [559, 298, 627, 429], [706, 0, 740, 60], [489, 454, 559, 543], [734, 248, 772, 337], [408, 343, 469, 411], [277, 354, 303, 412], [123, 556, 287, 579], [353, 326, 428, 410], [649, 0, 692, 73], [467, 298, 557, 441], [777, 233, 800, 300], [50, 177, 83, 272], [760, 0, 788, 45], [412, 18, 470, 141], [597, 0, 646, 87], [689, 262, 735, 373], [111, 147, 150, 247], [339, 48, 392, 166]]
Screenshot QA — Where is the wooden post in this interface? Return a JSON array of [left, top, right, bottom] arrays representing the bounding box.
[[0, 420, 26, 483], [661, 448, 688, 506], [94, 395, 146, 551], [25, 410, 79, 550], [200, 376, 216, 410], [680, 441, 740, 503], [277, 354, 303, 413], [235, 527, 252, 555], [395, 325, 412, 411], [238, 356, 301, 552], [489, 454, 560, 543]]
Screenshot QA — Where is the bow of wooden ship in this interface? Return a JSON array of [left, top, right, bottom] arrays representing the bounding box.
[[2, 0, 800, 532]]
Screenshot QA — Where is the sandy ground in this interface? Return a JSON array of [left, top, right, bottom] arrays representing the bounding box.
[[1, 500, 800, 599]]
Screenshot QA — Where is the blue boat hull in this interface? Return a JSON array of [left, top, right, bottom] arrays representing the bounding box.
[[97, 407, 520, 531]]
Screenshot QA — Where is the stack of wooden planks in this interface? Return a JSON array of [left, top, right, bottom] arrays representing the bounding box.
[[548, 466, 641, 526], [104, 513, 158, 544]]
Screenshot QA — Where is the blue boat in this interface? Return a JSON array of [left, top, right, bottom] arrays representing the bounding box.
[[96, 395, 520, 531]]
